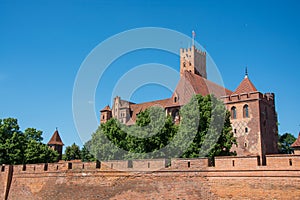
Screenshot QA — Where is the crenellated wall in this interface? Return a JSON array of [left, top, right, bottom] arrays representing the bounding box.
[[1, 155, 300, 200]]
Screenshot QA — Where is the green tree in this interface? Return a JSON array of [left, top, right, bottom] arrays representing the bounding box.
[[0, 117, 58, 165], [25, 140, 58, 164], [172, 94, 236, 158], [278, 133, 296, 154], [87, 94, 236, 160], [81, 143, 95, 162], [63, 143, 81, 161]]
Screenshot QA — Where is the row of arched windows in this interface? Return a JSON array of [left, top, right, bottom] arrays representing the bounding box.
[[231, 105, 249, 119]]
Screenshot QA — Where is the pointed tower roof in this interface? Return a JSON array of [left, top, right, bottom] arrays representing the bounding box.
[[101, 105, 111, 112], [233, 70, 258, 94], [291, 133, 300, 148], [48, 129, 64, 146]]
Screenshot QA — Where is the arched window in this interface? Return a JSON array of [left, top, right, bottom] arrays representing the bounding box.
[[243, 105, 249, 118], [174, 96, 177, 103], [231, 107, 237, 119]]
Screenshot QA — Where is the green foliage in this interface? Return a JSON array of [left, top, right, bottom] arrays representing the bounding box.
[[278, 133, 296, 154], [63, 143, 81, 161], [62, 142, 96, 162], [0, 117, 58, 165], [81, 143, 96, 162], [88, 94, 236, 160], [25, 140, 58, 164]]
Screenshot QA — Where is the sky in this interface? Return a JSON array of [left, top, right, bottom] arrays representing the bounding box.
[[0, 0, 299, 147]]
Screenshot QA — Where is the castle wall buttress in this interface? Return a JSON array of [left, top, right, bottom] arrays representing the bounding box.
[[259, 93, 279, 158]]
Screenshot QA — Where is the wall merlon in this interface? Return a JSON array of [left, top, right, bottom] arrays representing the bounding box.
[[171, 158, 209, 170], [214, 156, 260, 169]]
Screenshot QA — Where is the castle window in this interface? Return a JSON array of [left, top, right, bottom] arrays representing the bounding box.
[[232, 160, 235, 167], [245, 127, 248, 133], [243, 105, 249, 118], [188, 161, 191, 168], [231, 107, 237, 119], [148, 162, 150, 168], [234, 129, 237, 134], [174, 96, 177, 103], [244, 143, 247, 147], [289, 159, 293, 166], [1, 165, 4, 172], [102, 115, 105, 119]]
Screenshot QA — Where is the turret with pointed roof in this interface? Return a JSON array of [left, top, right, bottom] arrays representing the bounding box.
[[233, 75, 258, 94], [48, 128, 64, 161], [291, 133, 300, 155], [100, 105, 112, 124], [223, 69, 278, 165]]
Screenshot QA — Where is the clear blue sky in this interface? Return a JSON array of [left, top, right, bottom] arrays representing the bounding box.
[[0, 0, 299, 147]]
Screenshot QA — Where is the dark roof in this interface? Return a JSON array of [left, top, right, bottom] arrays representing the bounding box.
[[291, 133, 300, 148], [101, 105, 111, 112], [233, 76, 257, 94], [48, 130, 64, 145]]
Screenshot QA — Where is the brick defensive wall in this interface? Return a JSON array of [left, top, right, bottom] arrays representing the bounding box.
[[1, 155, 300, 199]]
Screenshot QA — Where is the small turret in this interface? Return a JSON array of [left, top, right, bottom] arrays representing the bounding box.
[[291, 133, 300, 155], [47, 128, 64, 161], [100, 105, 112, 124]]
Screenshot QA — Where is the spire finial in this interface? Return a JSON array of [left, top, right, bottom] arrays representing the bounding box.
[[56, 127, 58, 131], [192, 30, 195, 47], [245, 66, 248, 78]]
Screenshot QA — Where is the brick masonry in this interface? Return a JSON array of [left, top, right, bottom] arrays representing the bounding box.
[[1, 155, 300, 200]]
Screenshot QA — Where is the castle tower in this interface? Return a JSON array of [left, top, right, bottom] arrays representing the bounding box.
[[100, 105, 112, 124], [223, 72, 278, 165], [47, 129, 64, 161], [180, 45, 207, 78], [291, 133, 300, 155]]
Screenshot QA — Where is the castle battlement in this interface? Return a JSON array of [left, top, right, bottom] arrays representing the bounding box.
[[223, 91, 275, 104], [180, 46, 206, 56], [1, 155, 300, 200], [2, 155, 300, 174]]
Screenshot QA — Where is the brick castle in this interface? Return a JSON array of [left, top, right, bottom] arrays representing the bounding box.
[[1, 45, 300, 199], [100, 45, 278, 165]]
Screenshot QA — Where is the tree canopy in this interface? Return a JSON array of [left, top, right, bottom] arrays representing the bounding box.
[[278, 133, 296, 154], [0, 118, 58, 165], [87, 94, 236, 161], [62, 142, 95, 162]]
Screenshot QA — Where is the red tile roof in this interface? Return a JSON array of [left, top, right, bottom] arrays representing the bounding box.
[[101, 105, 111, 112], [127, 71, 233, 123], [129, 98, 173, 121], [48, 130, 64, 145], [174, 71, 232, 105], [233, 76, 257, 94], [291, 133, 300, 148]]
